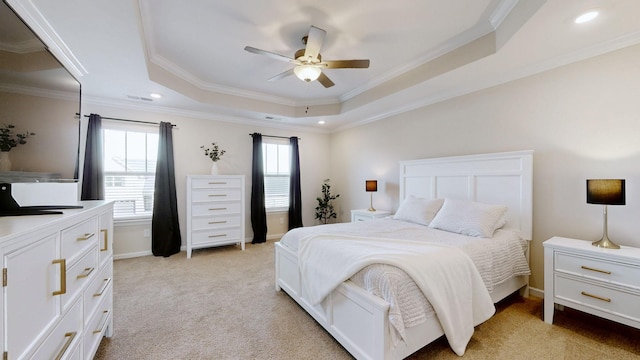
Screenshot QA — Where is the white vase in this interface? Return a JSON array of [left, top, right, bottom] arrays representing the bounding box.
[[0, 151, 11, 172], [210, 162, 219, 175]]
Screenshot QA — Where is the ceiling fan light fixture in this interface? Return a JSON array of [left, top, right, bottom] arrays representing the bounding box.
[[294, 65, 321, 82]]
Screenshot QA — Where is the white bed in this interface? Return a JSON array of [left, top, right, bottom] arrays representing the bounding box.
[[274, 150, 533, 359]]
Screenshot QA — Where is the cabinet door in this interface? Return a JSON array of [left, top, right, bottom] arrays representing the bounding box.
[[4, 232, 62, 359], [98, 209, 113, 269]]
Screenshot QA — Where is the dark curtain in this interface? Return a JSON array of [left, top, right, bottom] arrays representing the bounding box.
[[250, 133, 267, 243], [288, 136, 303, 229], [81, 113, 104, 200], [152, 122, 181, 257]]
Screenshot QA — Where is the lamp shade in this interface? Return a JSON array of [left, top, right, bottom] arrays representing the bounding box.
[[365, 180, 377, 192], [294, 65, 321, 82], [587, 179, 625, 205]]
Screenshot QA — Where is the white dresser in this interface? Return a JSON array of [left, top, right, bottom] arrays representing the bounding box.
[[0, 200, 114, 360], [543, 236, 640, 330], [186, 175, 245, 258]]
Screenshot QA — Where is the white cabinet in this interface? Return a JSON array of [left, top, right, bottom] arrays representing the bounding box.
[[0, 201, 114, 360], [187, 175, 245, 258], [350, 209, 391, 222], [543, 236, 640, 330]]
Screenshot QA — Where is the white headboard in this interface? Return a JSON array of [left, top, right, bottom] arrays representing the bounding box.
[[399, 150, 533, 240]]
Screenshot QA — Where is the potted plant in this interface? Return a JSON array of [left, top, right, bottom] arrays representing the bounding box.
[[315, 179, 340, 224], [201, 142, 226, 175], [0, 124, 35, 171]]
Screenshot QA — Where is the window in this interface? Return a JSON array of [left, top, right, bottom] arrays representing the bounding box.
[[263, 140, 290, 211], [103, 123, 158, 219]]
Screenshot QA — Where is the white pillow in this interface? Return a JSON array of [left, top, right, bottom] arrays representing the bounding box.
[[393, 196, 444, 226], [428, 198, 507, 238]]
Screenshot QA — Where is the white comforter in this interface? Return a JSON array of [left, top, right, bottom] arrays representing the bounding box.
[[299, 234, 496, 356], [279, 218, 531, 350]]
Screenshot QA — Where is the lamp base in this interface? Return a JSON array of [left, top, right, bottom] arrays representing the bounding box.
[[368, 193, 375, 212], [592, 237, 620, 249]]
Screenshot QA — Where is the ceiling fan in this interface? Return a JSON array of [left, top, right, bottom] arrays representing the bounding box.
[[244, 25, 370, 88]]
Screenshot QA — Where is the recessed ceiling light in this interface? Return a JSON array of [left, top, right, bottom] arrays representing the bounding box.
[[318, 120, 325, 125], [150, 93, 162, 99], [575, 10, 599, 24]]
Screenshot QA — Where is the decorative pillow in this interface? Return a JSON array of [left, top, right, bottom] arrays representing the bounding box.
[[393, 196, 444, 226], [428, 198, 507, 238]]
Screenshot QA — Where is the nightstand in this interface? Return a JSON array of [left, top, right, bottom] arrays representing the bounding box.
[[543, 236, 640, 330], [350, 209, 391, 222]]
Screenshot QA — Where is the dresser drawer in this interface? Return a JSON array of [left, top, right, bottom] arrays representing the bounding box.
[[61, 215, 98, 265], [556, 252, 640, 290], [555, 274, 640, 322], [191, 202, 242, 216], [191, 188, 242, 203], [191, 177, 243, 189], [32, 299, 83, 360], [63, 246, 98, 312], [191, 215, 241, 230], [84, 286, 113, 360], [191, 227, 242, 245], [84, 261, 113, 320]]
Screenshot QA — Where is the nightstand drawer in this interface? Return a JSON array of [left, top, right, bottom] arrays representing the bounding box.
[[555, 274, 640, 322], [556, 252, 640, 290]]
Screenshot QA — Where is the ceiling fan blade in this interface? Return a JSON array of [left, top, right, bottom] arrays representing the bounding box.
[[317, 72, 335, 88], [244, 46, 297, 64], [267, 68, 294, 82], [324, 59, 370, 69], [303, 26, 326, 61]]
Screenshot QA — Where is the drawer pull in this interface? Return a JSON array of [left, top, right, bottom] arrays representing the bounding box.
[[208, 182, 227, 184], [52, 259, 66, 296], [208, 220, 227, 224], [94, 277, 112, 297], [54, 331, 76, 360], [209, 234, 227, 238], [77, 232, 95, 241], [581, 265, 611, 275], [208, 194, 226, 197], [581, 291, 611, 302], [93, 310, 112, 334], [100, 229, 109, 251], [76, 267, 95, 279], [208, 207, 227, 211]]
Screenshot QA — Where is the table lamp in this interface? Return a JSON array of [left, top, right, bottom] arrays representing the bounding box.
[[366, 180, 377, 212], [587, 179, 625, 249]]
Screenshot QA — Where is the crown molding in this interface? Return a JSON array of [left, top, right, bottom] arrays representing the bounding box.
[[81, 93, 331, 134], [335, 30, 640, 133]]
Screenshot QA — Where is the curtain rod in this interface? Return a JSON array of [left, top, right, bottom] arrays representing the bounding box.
[[82, 114, 175, 127], [248, 133, 300, 140]]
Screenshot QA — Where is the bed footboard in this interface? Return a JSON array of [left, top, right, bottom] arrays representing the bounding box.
[[275, 242, 442, 360]]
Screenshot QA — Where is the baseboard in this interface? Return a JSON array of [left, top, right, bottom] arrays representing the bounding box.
[[267, 233, 285, 241], [528, 286, 543, 299], [114, 250, 152, 260]]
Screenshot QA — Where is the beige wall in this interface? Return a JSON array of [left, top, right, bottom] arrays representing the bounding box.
[[329, 43, 640, 291]]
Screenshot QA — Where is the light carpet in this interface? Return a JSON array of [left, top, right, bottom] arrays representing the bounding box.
[[95, 241, 640, 359]]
